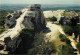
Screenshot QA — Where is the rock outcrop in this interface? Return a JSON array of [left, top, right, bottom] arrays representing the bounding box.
[[0, 4, 46, 54], [5, 11, 22, 29], [5, 4, 46, 32], [22, 4, 46, 32], [59, 16, 79, 26], [43, 10, 65, 21]]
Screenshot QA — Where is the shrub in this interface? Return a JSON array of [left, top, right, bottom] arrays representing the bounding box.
[[59, 34, 71, 45], [62, 45, 74, 55], [62, 25, 73, 35], [28, 32, 57, 55], [59, 34, 67, 42], [0, 19, 5, 26], [58, 45, 74, 55], [76, 42, 80, 53], [13, 28, 34, 54], [73, 24, 80, 37], [47, 16, 57, 22], [0, 29, 5, 34], [58, 34, 74, 55], [73, 38, 77, 41], [50, 16, 57, 21]]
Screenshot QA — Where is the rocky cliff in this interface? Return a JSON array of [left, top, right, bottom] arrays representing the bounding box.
[[0, 4, 46, 54], [5, 4, 46, 32], [5, 10, 22, 29], [22, 4, 46, 32]]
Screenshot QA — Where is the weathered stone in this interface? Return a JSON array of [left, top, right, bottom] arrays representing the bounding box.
[[5, 4, 46, 32], [1, 4, 46, 54], [59, 16, 79, 26], [5, 11, 22, 29], [22, 4, 46, 32]]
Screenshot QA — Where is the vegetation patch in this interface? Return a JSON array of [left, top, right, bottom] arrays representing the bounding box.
[[46, 16, 57, 22], [0, 29, 5, 34], [59, 34, 71, 45], [13, 28, 34, 54], [28, 32, 57, 55], [76, 42, 80, 53], [0, 10, 12, 34], [62, 25, 73, 36], [59, 34, 74, 55]]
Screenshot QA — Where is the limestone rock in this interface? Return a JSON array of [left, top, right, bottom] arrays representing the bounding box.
[[5, 4, 46, 32], [0, 4, 46, 54], [22, 4, 46, 32], [5, 11, 22, 29], [59, 16, 79, 26]]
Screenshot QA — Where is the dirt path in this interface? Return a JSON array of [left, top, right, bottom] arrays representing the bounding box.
[[45, 22, 65, 41], [45, 22, 79, 54], [45, 22, 77, 49]]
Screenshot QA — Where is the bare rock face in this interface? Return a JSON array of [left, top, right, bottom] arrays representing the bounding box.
[[59, 16, 79, 26], [22, 4, 46, 32], [5, 11, 22, 29], [0, 4, 46, 54], [5, 4, 46, 32]]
